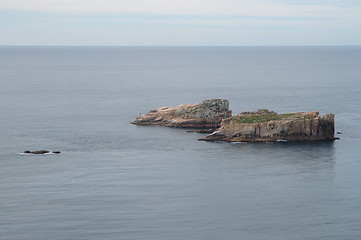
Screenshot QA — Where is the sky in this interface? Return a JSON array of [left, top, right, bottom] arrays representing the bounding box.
[[0, 0, 360, 46]]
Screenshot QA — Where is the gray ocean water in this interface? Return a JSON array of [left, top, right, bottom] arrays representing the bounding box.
[[1, 46, 361, 240]]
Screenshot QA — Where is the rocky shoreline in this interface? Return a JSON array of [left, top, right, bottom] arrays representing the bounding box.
[[132, 99, 336, 143]]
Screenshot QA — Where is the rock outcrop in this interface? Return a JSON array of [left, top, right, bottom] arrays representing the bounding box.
[[200, 109, 336, 142], [23, 150, 60, 154], [131, 99, 232, 129]]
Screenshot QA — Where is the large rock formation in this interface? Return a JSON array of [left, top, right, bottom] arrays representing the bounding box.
[[131, 99, 232, 129], [201, 109, 335, 142]]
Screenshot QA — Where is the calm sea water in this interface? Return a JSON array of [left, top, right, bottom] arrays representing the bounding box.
[[1, 46, 361, 240]]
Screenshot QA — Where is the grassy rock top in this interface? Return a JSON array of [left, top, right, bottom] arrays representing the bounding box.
[[230, 109, 322, 124]]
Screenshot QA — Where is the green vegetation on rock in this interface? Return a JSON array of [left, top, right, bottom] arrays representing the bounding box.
[[232, 113, 315, 124]]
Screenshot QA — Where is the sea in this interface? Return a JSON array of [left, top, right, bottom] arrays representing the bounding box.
[[0, 46, 361, 240]]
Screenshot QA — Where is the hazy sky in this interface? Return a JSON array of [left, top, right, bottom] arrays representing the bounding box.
[[1, 0, 360, 46]]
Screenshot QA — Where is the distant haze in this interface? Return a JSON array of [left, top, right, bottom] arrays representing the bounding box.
[[0, 0, 361, 46]]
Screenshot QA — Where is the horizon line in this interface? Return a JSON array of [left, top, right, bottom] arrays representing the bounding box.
[[1, 45, 360, 47]]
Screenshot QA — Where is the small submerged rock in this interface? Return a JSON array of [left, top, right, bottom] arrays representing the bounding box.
[[23, 150, 60, 154]]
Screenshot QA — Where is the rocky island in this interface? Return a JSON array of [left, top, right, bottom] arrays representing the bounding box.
[[132, 100, 336, 142], [131, 99, 232, 129], [200, 109, 336, 142]]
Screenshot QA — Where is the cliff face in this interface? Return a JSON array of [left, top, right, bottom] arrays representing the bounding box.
[[131, 99, 232, 128], [201, 109, 335, 142]]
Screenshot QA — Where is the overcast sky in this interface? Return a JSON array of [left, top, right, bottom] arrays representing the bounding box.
[[1, 0, 360, 46]]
